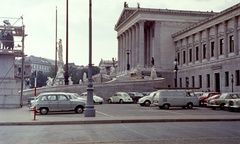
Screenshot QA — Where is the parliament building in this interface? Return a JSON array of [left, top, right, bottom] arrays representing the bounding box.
[[114, 3, 240, 92]]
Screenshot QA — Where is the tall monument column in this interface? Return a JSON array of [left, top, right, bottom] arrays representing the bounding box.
[[153, 21, 161, 69]]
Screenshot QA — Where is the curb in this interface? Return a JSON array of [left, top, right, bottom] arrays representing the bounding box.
[[1, 118, 240, 126]]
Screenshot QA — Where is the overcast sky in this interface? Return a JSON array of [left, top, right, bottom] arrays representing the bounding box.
[[1, 0, 239, 66]]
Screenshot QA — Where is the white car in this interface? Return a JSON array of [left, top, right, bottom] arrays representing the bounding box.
[[108, 92, 133, 104], [138, 91, 157, 107], [79, 92, 104, 104], [224, 97, 240, 111]]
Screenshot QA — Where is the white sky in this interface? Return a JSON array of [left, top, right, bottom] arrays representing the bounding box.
[[1, 0, 239, 66]]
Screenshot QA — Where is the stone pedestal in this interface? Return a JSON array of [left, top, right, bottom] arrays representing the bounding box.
[[0, 50, 22, 108]]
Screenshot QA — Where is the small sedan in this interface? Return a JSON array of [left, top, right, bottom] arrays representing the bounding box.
[[138, 91, 156, 107], [108, 92, 133, 104], [128, 92, 144, 103], [35, 92, 85, 115], [79, 92, 104, 104], [208, 93, 240, 110]]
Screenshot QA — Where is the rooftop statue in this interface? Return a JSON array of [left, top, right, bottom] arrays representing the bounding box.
[[0, 20, 14, 49]]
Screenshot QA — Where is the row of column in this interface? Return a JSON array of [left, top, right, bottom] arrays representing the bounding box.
[[177, 16, 239, 67], [117, 21, 161, 73]]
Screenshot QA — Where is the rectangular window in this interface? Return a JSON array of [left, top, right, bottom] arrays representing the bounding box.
[[211, 41, 214, 57], [177, 52, 180, 64], [203, 44, 206, 59], [196, 46, 199, 61], [192, 76, 195, 88], [207, 74, 210, 88], [225, 72, 229, 86], [229, 35, 234, 53], [236, 70, 240, 86], [183, 51, 186, 64], [189, 49, 192, 62], [219, 38, 223, 55], [199, 75, 202, 88]]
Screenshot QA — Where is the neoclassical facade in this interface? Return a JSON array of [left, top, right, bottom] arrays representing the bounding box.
[[115, 3, 240, 92], [173, 3, 240, 92]]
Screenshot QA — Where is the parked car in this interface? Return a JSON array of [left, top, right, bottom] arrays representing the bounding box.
[[79, 92, 104, 104], [204, 94, 221, 105], [35, 92, 85, 115], [153, 90, 198, 109], [138, 91, 157, 107], [142, 92, 151, 96], [198, 92, 221, 106], [208, 93, 240, 110], [66, 93, 87, 103], [108, 92, 133, 104], [128, 92, 144, 103]]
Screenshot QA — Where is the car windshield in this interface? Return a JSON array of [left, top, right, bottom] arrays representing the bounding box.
[[202, 93, 209, 97], [67, 94, 78, 99], [219, 93, 228, 99], [122, 93, 129, 97]]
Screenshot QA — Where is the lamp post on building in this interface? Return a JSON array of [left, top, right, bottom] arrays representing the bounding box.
[[173, 58, 178, 87], [126, 50, 131, 70], [231, 74, 234, 93]]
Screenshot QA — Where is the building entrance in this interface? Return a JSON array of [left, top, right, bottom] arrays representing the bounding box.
[[215, 73, 220, 92]]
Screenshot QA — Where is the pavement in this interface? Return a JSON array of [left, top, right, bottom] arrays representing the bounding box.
[[1, 105, 240, 126]]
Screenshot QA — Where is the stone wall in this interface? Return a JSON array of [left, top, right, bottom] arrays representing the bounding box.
[[22, 79, 166, 104]]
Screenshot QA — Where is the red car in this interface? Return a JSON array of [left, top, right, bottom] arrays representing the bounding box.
[[198, 92, 221, 106], [204, 94, 221, 106]]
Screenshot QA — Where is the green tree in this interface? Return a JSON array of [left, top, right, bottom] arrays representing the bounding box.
[[29, 71, 48, 88]]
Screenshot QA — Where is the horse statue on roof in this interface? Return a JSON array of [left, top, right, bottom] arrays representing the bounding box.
[[0, 20, 14, 49]]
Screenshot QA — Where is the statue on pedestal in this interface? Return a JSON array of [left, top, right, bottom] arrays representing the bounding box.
[[0, 20, 14, 49], [150, 66, 157, 80]]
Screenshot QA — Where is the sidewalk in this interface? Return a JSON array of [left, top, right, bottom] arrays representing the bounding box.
[[1, 106, 240, 125]]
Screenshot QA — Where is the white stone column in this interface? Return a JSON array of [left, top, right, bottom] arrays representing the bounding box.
[[117, 36, 121, 72], [185, 38, 188, 65], [214, 25, 219, 59], [146, 26, 150, 65], [128, 29, 132, 70], [234, 16, 239, 55], [135, 23, 139, 66], [153, 21, 161, 68], [206, 28, 210, 61], [223, 21, 228, 58], [131, 26, 136, 68], [122, 33, 126, 72], [192, 34, 195, 64], [199, 31, 202, 63], [139, 20, 145, 66], [179, 39, 182, 67], [120, 35, 124, 72]]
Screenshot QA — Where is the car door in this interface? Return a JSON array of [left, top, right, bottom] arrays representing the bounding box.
[[47, 95, 58, 111], [58, 94, 71, 111], [112, 93, 119, 102]]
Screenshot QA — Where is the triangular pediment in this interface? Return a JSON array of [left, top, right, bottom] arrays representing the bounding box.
[[115, 8, 138, 29]]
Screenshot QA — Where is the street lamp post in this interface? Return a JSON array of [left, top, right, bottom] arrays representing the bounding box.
[[85, 0, 95, 117], [173, 58, 178, 87], [231, 74, 234, 93], [126, 50, 131, 70], [65, 0, 69, 85]]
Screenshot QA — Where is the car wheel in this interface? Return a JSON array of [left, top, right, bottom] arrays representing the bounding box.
[[187, 103, 193, 109], [108, 99, 112, 103], [163, 104, 170, 109], [75, 106, 84, 114], [119, 99, 123, 104], [99, 102, 103, 105], [40, 108, 48, 115], [199, 101, 204, 107], [144, 101, 151, 107], [140, 103, 144, 106], [219, 104, 225, 110]]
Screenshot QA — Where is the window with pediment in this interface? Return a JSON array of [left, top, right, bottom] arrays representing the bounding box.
[[219, 38, 224, 55], [195, 46, 199, 60], [203, 44, 206, 59], [229, 35, 234, 53], [211, 41, 214, 57], [189, 49, 192, 62]]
